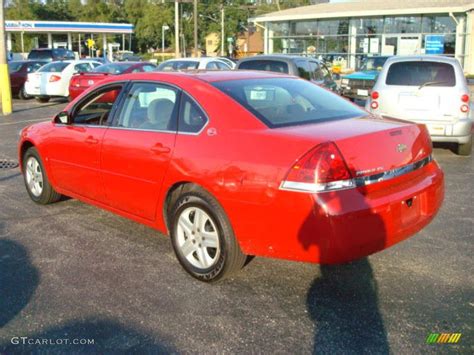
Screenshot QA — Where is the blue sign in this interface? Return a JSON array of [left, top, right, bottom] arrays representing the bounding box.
[[425, 35, 445, 54]]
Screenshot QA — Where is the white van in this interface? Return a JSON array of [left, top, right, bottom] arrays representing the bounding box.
[[366, 56, 472, 155]]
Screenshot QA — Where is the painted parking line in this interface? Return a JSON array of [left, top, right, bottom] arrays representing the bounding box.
[[0, 118, 51, 126]]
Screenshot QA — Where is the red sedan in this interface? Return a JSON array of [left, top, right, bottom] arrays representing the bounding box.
[[68, 61, 157, 100], [19, 71, 444, 282]]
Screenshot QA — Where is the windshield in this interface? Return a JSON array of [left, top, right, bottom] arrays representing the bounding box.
[[386, 61, 456, 87], [212, 78, 366, 128], [37, 62, 69, 73], [28, 50, 52, 60], [93, 63, 133, 74], [8, 62, 23, 73], [360, 57, 388, 71]]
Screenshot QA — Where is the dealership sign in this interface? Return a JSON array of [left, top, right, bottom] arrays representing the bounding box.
[[425, 35, 445, 54], [5, 20, 134, 34]]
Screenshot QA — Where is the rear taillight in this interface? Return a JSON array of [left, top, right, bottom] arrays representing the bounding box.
[[461, 94, 469, 103], [370, 101, 379, 109], [49, 75, 61, 82], [370, 91, 379, 110], [461, 104, 469, 113], [371, 91, 379, 100], [280, 142, 354, 193]]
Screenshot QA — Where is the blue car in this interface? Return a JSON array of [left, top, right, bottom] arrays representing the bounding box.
[[340, 56, 390, 100]]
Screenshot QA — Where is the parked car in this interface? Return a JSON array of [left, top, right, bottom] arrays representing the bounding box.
[[157, 57, 232, 71], [18, 71, 444, 282], [28, 48, 75, 62], [366, 56, 472, 156], [80, 57, 111, 65], [340, 56, 390, 100], [9, 60, 48, 100], [25, 60, 101, 103], [115, 51, 141, 62], [69, 62, 157, 100], [236, 55, 338, 92]]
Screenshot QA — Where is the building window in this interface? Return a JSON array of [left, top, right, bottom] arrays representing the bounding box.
[[421, 15, 457, 34], [384, 16, 422, 34]]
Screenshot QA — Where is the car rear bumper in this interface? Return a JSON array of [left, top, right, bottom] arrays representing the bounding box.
[[25, 81, 67, 97], [68, 86, 85, 100], [234, 160, 444, 264]]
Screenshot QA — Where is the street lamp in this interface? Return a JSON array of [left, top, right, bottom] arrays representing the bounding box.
[[162, 24, 170, 54]]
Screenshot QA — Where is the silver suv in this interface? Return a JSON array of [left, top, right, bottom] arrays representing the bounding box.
[[366, 56, 472, 156]]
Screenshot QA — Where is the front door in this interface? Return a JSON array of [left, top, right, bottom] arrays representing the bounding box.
[[47, 84, 124, 200], [101, 82, 180, 220]]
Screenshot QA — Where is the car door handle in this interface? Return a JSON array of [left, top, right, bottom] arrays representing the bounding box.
[[150, 143, 171, 154], [85, 136, 99, 144]]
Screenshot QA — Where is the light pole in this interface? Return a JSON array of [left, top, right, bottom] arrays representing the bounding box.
[[174, 1, 180, 58], [162, 24, 169, 54], [193, 0, 198, 57], [0, 0, 12, 115], [220, 3, 225, 56]]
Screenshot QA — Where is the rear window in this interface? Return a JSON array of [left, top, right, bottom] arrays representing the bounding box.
[[28, 50, 52, 60], [38, 62, 69, 73], [212, 78, 365, 128], [386, 61, 456, 87], [158, 61, 199, 71], [238, 60, 289, 74], [93, 63, 133, 74]]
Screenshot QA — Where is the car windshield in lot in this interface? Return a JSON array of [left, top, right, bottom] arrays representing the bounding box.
[[386, 61, 456, 87], [238, 60, 289, 74], [8, 62, 23, 73], [37, 62, 69, 73], [213, 78, 366, 128], [93, 63, 134, 74], [360, 57, 389, 71]]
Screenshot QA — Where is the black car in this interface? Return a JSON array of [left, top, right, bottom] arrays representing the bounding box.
[[236, 55, 338, 92], [28, 48, 75, 62]]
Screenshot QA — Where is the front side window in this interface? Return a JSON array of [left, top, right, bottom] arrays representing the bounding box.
[[178, 94, 207, 133], [72, 85, 123, 126], [116, 82, 179, 131], [206, 61, 219, 70], [386, 61, 456, 87], [295, 60, 311, 80], [238, 60, 289, 74], [213, 78, 365, 128], [308, 61, 323, 81], [74, 63, 93, 73]]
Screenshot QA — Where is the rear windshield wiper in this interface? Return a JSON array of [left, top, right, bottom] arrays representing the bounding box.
[[418, 81, 447, 90]]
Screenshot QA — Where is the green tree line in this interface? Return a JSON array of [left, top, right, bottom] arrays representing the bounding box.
[[6, 0, 314, 54]]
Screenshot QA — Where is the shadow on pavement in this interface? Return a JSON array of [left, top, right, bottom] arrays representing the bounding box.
[[298, 187, 389, 354], [0, 319, 175, 353], [0, 234, 40, 328]]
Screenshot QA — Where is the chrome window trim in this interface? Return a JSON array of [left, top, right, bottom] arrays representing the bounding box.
[[280, 155, 433, 193]]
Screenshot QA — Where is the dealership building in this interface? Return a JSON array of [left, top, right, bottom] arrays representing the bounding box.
[[251, 0, 474, 73]]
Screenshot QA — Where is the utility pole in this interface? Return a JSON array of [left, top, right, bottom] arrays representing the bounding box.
[[0, 0, 12, 115], [193, 0, 198, 57], [220, 3, 225, 56], [174, 0, 180, 58]]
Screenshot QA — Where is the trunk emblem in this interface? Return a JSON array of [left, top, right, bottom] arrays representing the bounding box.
[[397, 143, 407, 152], [88, 80, 95, 85]]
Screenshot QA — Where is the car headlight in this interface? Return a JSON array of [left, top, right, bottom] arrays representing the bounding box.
[[341, 79, 349, 85]]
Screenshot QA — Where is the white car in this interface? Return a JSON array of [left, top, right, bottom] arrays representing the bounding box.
[[157, 57, 232, 71], [366, 56, 472, 156], [25, 60, 101, 103]]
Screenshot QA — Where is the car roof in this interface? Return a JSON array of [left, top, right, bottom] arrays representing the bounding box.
[[162, 57, 226, 64], [384, 55, 458, 64], [238, 55, 321, 63], [106, 70, 294, 84]]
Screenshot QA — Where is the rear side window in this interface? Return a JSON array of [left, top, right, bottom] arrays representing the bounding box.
[[238, 60, 289, 74], [38, 62, 69, 73], [309, 61, 323, 81], [178, 94, 208, 133], [386, 61, 456, 87], [213, 78, 365, 128]]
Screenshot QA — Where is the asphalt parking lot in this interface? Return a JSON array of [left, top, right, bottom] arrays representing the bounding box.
[[0, 98, 473, 354]]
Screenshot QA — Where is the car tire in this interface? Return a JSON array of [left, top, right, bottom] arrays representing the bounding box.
[[23, 147, 62, 204], [18, 85, 31, 100], [170, 187, 247, 282], [457, 137, 472, 156], [36, 96, 50, 103]]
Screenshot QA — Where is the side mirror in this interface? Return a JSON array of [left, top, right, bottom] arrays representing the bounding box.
[[55, 111, 70, 124]]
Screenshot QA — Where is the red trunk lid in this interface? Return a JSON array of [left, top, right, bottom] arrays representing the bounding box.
[[73, 72, 110, 87], [276, 116, 432, 178]]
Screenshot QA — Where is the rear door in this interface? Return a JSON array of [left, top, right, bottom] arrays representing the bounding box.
[[379, 61, 462, 124], [101, 81, 180, 220]]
